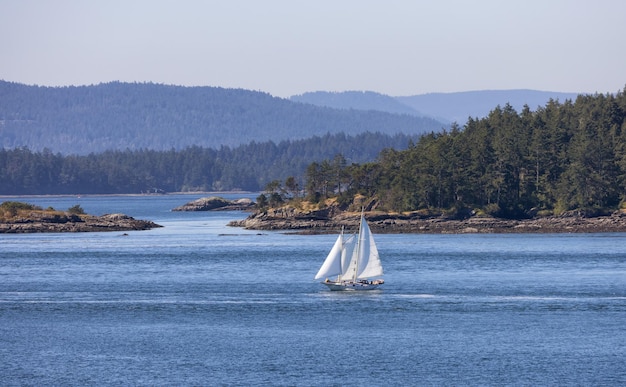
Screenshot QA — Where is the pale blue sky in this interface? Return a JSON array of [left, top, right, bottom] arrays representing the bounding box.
[[1, 0, 624, 97]]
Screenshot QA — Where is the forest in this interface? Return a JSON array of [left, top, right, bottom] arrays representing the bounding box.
[[299, 89, 626, 218], [4, 87, 626, 220], [0, 132, 415, 194]]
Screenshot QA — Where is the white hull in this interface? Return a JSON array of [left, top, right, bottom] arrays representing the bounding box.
[[321, 280, 384, 291]]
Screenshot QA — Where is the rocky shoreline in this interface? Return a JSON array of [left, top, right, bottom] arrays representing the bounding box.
[[0, 212, 162, 234], [228, 209, 626, 234]]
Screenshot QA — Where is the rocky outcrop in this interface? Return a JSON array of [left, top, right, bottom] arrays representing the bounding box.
[[172, 196, 255, 211], [0, 211, 162, 233], [228, 208, 626, 234]]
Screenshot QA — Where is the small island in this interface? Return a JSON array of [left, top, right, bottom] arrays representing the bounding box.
[[172, 196, 255, 211], [0, 201, 161, 233]]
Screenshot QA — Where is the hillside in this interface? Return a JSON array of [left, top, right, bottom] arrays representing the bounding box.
[[287, 89, 626, 218], [0, 81, 444, 154], [290, 91, 421, 116], [291, 89, 581, 123], [0, 132, 418, 194]]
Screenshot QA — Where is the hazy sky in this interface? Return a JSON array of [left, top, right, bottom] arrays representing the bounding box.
[[1, 0, 624, 97]]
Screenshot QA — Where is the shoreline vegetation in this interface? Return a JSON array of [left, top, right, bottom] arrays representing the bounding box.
[[171, 196, 626, 234], [0, 201, 161, 234], [228, 208, 626, 234], [5, 195, 626, 234]]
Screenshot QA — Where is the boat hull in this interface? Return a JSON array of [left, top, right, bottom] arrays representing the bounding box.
[[321, 280, 383, 291]]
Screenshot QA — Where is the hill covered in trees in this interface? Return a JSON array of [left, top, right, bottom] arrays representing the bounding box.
[[0, 132, 415, 194], [4, 81, 626, 217], [0, 81, 443, 154], [291, 91, 420, 116], [291, 89, 626, 218]]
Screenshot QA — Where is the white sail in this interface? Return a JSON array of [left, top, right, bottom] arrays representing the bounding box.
[[341, 234, 357, 273], [314, 234, 344, 280], [339, 234, 358, 281], [355, 216, 383, 279]]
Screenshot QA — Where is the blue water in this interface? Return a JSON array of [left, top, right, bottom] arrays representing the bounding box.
[[1, 195, 625, 385]]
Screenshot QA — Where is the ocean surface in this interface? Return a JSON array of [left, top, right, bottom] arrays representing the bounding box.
[[1, 194, 625, 386]]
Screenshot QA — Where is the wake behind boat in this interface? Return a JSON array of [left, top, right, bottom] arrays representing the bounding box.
[[314, 212, 384, 291]]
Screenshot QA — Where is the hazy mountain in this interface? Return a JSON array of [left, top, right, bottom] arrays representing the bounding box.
[[0, 81, 444, 154], [291, 90, 421, 116], [396, 89, 581, 123], [291, 89, 581, 124]]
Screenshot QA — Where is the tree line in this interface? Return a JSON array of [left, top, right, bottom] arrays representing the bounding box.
[[300, 89, 626, 218], [0, 132, 415, 195]]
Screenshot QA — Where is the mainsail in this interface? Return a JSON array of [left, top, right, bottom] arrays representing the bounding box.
[[354, 215, 383, 279], [342, 215, 383, 281]]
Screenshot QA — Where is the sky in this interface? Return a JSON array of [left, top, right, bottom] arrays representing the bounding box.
[[1, 0, 625, 98]]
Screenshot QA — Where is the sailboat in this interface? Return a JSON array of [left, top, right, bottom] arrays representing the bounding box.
[[314, 212, 384, 291]]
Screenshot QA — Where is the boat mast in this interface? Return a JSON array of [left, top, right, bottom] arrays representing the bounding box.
[[353, 209, 364, 282], [336, 226, 344, 282]]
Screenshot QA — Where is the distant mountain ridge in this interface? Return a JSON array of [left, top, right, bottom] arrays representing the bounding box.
[[0, 81, 585, 155], [292, 89, 581, 123], [290, 91, 421, 116], [0, 81, 444, 154], [396, 89, 581, 123]]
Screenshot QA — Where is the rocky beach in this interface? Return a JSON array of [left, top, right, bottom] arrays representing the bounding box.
[[170, 196, 626, 234], [0, 211, 161, 233], [228, 208, 626, 234]]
